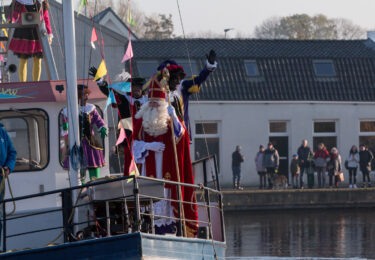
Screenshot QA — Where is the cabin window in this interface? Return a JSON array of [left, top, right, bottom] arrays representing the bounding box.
[[136, 60, 159, 78], [58, 106, 105, 169], [244, 60, 259, 76], [313, 121, 337, 151], [0, 109, 49, 172], [194, 121, 220, 167], [313, 60, 336, 77], [359, 120, 375, 170]]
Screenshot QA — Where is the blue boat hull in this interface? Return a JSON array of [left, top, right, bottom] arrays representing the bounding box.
[[0, 233, 226, 259]]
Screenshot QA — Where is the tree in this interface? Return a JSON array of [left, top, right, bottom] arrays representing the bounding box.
[[143, 14, 174, 39], [79, 0, 173, 38], [254, 14, 365, 40]]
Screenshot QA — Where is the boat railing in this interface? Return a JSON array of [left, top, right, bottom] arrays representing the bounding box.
[[0, 174, 225, 252]]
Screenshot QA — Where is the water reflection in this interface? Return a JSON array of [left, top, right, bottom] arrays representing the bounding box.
[[225, 208, 375, 258]]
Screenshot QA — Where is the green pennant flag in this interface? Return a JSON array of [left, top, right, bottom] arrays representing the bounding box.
[[127, 7, 136, 27], [1, 13, 5, 23], [78, 0, 88, 15]]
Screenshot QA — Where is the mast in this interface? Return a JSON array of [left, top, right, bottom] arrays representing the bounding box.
[[63, 0, 80, 187]]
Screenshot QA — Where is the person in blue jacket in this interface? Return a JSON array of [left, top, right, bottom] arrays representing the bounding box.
[[0, 123, 16, 246], [0, 123, 16, 176]]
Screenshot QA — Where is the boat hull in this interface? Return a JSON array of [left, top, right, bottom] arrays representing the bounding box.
[[0, 232, 226, 260]]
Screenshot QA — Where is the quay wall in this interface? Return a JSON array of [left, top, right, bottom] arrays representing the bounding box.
[[222, 188, 375, 211]]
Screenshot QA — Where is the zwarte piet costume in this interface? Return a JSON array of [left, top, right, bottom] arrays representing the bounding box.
[[8, 0, 53, 82]]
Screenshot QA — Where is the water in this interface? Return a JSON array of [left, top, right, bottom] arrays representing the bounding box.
[[225, 208, 375, 259]]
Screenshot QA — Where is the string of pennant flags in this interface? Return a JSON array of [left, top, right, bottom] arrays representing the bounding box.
[[80, 0, 138, 178]]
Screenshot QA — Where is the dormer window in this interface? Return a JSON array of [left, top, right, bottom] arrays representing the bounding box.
[[244, 60, 259, 76], [313, 60, 336, 77]]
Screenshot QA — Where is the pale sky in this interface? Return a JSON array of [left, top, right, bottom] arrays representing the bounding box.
[[134, 0, 375, 37]]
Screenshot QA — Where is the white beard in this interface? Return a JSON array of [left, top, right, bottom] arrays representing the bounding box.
[[135, 101, 169, 137]]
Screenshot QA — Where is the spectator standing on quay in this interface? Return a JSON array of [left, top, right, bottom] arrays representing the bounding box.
[[297, 139, 313, 189], [255, 145, 266, 189], [290, 154, 300, 189], [263, 142, 279, 188], [359, 144, 373, 187], [346, 145, 359, 188], [232, 145, 245, 190], [327, 147, 342, 188], [314, 143, 330, 188]]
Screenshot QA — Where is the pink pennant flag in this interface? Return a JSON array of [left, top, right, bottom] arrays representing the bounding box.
[[121, 41, 133, 63], [0, 55, 4, 62], [116, 127, 126, 146], [91, 27, 98, 49]]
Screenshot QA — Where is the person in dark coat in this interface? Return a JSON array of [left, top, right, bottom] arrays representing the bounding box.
[[359, 144, 374, 187], [263, 142, 279, 188], [232, 145, 245, 190], [297, 139, 313, 189]]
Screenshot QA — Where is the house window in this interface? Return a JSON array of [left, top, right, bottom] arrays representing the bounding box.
[[58, 106, 105, 168], [175, 59, 199, 76], [244, 60, 259, 76], [313, 60, 336, 77], [136, 60, 159, 78], [0, 109, 49, 172], [194, 122, 220, 166], [359, 120, 375, 170], [313, 121, 337, 151], [270, 122, 287, 133]]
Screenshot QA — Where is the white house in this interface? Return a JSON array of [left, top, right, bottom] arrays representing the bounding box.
[[131, 37, 375, 187]]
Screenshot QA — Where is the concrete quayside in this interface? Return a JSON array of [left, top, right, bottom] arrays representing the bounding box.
[[222, 187, 375, 211]]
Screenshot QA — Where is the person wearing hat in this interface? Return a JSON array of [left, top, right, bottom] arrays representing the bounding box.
[[290, 154, 300, 189], [133, 78, 198, 237], [254, 145, 266, 189], [89, 67, 147, 175], [8, 0, 53, 82], [263, 142, 280, 188], [156, 50, 217, 139], [61, 84, 107, 183]]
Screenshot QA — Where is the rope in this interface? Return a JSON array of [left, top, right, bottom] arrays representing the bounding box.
[[0, 167, 16, 217], [175, 0, 218, 258], [175, 0, 218, 191]]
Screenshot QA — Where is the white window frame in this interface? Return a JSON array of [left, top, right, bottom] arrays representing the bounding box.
[[193, 121, 221, 169], [312, 120, 338, 150], [359, 120, 375, 137], [269, 121, 288, 137]]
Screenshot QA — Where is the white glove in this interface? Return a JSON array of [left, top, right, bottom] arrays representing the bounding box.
[[145, 142, 165, 152], [206, 60, 217, 72], [167, 105, 178, 121]]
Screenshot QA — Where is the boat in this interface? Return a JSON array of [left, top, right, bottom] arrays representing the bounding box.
[[0, 1, 226, 259]]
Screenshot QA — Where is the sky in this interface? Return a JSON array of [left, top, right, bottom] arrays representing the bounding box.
[[133, 0, 375, 38]]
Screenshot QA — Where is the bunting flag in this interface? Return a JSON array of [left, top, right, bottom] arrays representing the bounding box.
[[77, 0, 88, 15], [104, 90, 116, 112], [127, 6, 136, 27], [0, 42, 5, 51], [1, 13, 5, 23], [127, 158, 139, 183], [2, 29, 7, 38], [108, 82, 131, 95], [121, 41, 133, 63], [94, 60, 107, 81], [115, 127, 126, 146], [0, 55, 4, 62], [90, 27, 98, 49]]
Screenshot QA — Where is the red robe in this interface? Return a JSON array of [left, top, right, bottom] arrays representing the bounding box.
[[133, 118, 198, 237]]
